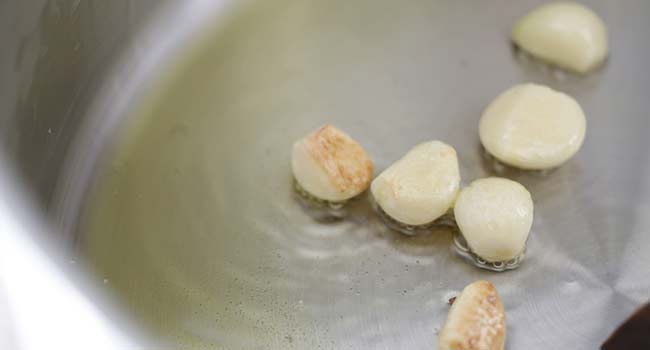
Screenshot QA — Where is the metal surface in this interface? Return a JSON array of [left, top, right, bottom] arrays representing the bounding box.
[[0, 0, 176, 211], [0, 0, 229, 348], [0, 160, 136, 350], [0, 0, 173, 347], [1, 0, 650, 349], [75, 0, 650, 349]]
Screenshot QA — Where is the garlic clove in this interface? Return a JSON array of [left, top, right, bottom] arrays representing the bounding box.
[[512, 2, 608, 74], [291, 124, 373, 202], [439, 280, 506, 350], [371, 141, 460, 226], [479, 83, 586, 170], [454, 177, 534, 263]]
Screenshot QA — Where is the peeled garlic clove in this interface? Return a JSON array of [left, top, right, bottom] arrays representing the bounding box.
[[439, 280, 506, 350], [479, 83, 586, 170], [454, 177, 533, 263], [512, 2, 608, 73], [291, 124, 373, 202], [371, 141, 460, 226]]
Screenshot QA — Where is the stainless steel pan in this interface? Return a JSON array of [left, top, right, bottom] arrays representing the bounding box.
[[1, 0, 649, 349]]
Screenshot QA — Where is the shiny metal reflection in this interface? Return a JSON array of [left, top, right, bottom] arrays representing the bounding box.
[[1, 0, 650, 349]]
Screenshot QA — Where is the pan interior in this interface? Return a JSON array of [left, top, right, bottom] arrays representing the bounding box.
[[78, 0, 650, 349]]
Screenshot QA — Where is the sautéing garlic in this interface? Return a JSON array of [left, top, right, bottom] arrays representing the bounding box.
[[292, 125, 373, 202], [371, 141, 460, 227], [454, 177, 533, 263], [512, 2, 608, 74], [480, 83, 586, 170], [439, 280, 506, 350]]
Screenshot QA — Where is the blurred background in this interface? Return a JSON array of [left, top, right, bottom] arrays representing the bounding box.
[[1, 1, 649, 349]]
